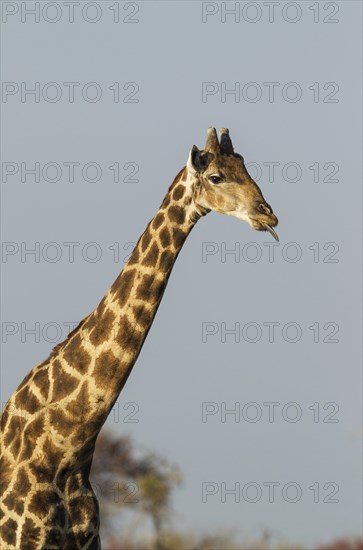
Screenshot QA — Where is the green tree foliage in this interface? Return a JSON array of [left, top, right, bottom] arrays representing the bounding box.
[[90, 431, 181, 548]]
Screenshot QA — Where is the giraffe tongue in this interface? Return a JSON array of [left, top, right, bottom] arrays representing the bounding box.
[[263, 223, 279, 242]]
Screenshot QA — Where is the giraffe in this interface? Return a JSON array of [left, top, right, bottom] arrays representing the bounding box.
[[0, 128, 279, 549]]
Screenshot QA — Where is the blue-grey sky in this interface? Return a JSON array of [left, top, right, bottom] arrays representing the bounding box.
[[1, 1, 362, 547]]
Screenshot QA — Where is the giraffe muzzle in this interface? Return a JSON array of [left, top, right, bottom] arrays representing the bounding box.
[[252, 204, 279, 241]]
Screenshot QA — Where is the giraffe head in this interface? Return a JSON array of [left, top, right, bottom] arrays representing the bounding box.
[[187, 127, 279, 240]]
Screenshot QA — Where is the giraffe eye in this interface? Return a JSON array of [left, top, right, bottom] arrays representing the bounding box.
[[209, 175, 223, 184]]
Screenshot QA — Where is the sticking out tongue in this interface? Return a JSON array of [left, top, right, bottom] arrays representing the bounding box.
[[263, 223, 279, 242]]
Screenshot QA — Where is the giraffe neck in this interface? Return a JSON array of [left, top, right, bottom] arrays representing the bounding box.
[[2, 167, 205, 461], [69, 165, 201, 428]]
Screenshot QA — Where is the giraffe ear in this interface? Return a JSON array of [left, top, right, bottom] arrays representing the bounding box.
[[187, 145, 213, 174]]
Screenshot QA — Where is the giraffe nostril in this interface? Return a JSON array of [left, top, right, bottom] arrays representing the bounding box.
[[258, 203, 273, 215]]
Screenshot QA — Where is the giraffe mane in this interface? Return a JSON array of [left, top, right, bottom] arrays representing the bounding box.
[[49, 315, 89, 357]]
